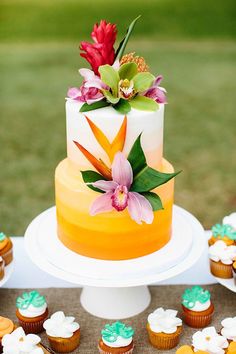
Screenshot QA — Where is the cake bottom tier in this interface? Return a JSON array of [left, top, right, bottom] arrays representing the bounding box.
[[55, 158, 175, 260]]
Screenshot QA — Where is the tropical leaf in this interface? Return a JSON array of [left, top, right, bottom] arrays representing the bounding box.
[[79, 100, 109, 112], [110, 115, 127, 160], [73, 141, 112, 180], [118, 62, 138, 80], [115, 15, 141, 61], [130, 95, 158, 111], [81, 170, 105, 193], [141, 192, 163, 211], [85, 116, 111, 156], [130, 167, 181, 192], [127, 134, 146, 176], [133, 72, 155, 92], [99, 65, 119, 96], [102, 90, 120, 104], [113, 99, 131, 114]]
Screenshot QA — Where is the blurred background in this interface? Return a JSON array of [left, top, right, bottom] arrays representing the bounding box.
[[1, 0, 236, 235]]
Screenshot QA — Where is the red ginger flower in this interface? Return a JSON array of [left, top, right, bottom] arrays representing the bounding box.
[[80, 20, 117, 75]]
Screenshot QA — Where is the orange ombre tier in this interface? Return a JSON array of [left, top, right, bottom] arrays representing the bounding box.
[[55, 158, 174, 260]]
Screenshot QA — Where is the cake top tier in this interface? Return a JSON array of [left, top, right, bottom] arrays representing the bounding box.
[[67, 16, 167, 115]]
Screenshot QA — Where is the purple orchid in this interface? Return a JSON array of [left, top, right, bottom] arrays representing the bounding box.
[[143, 75, 167, 104], [90, 152, 154, 224], [67, 68, 107, 105]]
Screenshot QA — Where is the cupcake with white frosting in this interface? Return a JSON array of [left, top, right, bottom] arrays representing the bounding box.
[[43, 311, 80, 353], [2, 327, 44, 354], [98, 321, 134, 354], [209, 240, 236, 278], [182, 286, 214, 328], [192, 327, 228, 353], [146, 307, 182, 349], [16, 290, 48, 334], [221, 317, 236, 343]]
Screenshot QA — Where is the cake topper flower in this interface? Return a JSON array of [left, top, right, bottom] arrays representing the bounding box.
[[101, 322, 134, 343], [212, 223, 236, 240], [16, 291, 46, 310], [67, 16, 167, 113], [182, 286, 211, 309]]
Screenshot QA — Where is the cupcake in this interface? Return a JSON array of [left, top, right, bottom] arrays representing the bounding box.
[[209, 224, 236, 246], [16, 290, 48, 334], [0, 257, 5, 281], [0, 232, 13, 266], [209, 240, 236, 278], [0, 317, 14, 352], [227, 342, 236, 354], [43, 311, 80, 353], [192, 327, 228, 353], [176, 345, 208, 353], [146, 307, 182, 349], [181, 286, 214, 328], [98, 321, 134, 354], [2, 327, 44, 354], [221, 317, 236, 343]]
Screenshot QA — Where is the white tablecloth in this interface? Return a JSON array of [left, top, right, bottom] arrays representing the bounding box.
[[2, 233, 216, 288]]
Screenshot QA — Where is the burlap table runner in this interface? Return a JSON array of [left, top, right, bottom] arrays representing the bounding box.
[[0, 285, 235, 353]]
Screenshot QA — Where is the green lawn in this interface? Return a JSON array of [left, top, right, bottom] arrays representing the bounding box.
[[1, 1, 236, 235]]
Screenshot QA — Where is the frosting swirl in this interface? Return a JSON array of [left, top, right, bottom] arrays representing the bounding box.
[[223, 213, 236, 230], [182, 286, 211, 311], [0, 317, 14, 338], [16, 291, 47, 318], [209, 240, 236, 265], [147, 307, 182, 334], [101, 321, 134, 348], [192, 327, 228, 354], [221, 317, 236, 341], [43, 311, 80, 338]]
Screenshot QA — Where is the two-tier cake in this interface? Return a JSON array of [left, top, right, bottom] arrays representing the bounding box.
[[55, 17, 179, 260]]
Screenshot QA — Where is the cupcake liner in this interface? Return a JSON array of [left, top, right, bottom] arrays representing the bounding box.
[[147, 325, 182, 349], [210, 259, 233, 279], [47, 329, 80, 353], [98, 344, 134, 354], [182, 303, 214, 328], [16, 309, 48, 334]]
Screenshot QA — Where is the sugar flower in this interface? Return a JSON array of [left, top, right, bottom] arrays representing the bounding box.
[[2, 327, 43, 354], [90, 152, 154, 224], [43, 311, 79, 339], [147, 307, 182, 334], [209, 240, 236, 265], [223, 212, 236, 230], [192, 327, 228, 354], [143, 75, 167, 104], [221, 317, 236, 341]]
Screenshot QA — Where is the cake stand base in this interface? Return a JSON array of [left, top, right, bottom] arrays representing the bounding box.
[[81, 286, 151, 319], [25, 205, 206, 319]]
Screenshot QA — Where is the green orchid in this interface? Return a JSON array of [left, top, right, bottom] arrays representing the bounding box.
[[98, 62, 158, 114], [212, 223, 236, 240], [101, 321, 134, 343], [0, 232, 6, 242], [182, 286, 211, 309], [16, 290, 46, 310]]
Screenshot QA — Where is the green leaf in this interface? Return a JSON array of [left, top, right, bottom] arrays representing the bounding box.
[[130, 96, 159, 111], [79, 100, 110, 112], [115, 15, 141, 61], [119, 62, 138, 80], [81, 170, 105, 193], [127, 134, 146, 176], [99, 65, 119, 96], [141, 192, 164, 211], [102, 90, 120, 104], [113, 99, 131, 114], [130, 168, 181, 192], [133, 72, 155, 92]]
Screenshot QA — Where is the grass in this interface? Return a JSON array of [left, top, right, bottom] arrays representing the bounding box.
[[1, 0, 236, 235]]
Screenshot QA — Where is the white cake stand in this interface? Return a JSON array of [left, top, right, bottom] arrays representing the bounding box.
[[24, 205, 206, 319]]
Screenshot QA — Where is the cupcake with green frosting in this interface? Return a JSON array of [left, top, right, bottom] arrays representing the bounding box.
[[98, 321, 134, 354], [181, 286, 214, 328], [16, 290, 48, 334], [208, 223, 236, 246]]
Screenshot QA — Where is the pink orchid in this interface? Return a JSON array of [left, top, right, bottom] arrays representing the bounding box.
[[143, 75, 167, 104], [90, 152, 154, 224], [67, 68, 107, 105]]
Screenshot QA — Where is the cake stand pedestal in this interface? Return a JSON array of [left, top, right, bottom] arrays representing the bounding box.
[[25, 205, 206, 319]]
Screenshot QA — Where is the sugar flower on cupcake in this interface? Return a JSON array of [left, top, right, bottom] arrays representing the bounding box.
[[98, 321, 134, 354], [182, 286, 214, 328], [221, 317, 236, 342], [0, 232, 13, 266], [209, 240, 236, 279], [2, 327, 43, 354], [209, 224, 236, 246], [43, 311, 80, 353], [147, 307, 182, 349], [192, 327, 228, 354], [16, 290, 48, 334]]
